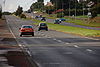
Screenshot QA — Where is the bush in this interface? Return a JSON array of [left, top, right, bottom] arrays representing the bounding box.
[[20, 14, 26, 18], [57, 12, 64, 18]]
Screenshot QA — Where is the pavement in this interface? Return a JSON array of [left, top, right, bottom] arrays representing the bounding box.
[[0, 18, 36, 67]]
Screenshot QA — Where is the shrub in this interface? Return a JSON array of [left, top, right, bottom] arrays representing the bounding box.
[[20, 14, 26, 18], [57, 12, 64, 18]]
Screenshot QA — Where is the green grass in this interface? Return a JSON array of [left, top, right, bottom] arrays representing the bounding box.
[[21, 14, 100, 37], [63, 17, 100, 27], [32, 19, 100, 37], [97, 14, 100, 17], [42, 13, 100, 27], [75, 15, 88, 18]]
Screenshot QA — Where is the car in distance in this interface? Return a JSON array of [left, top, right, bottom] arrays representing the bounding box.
[[41, 17, 46, 21], [19, 25, 34, 37], [59, 18, 66, 21], [38, 23, 48, 31], [54, 19, 61, 24]]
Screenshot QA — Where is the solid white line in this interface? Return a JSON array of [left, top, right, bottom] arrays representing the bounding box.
[[6, 20, 16, 39], [27, 50, 32, 56]]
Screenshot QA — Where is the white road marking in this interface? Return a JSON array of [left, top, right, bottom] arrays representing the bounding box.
[[53, 38, 57, 40], [63, 52, 73, 55], [57, 40, 62, 42], [85, 37, 100, 40], [6, 20, 16, 39], [74, 45, 79, 48], [86, 49, 93, 52], [27, 50, 32, 56], [44, 63, 60, 64], [65, 43, 70, 44]]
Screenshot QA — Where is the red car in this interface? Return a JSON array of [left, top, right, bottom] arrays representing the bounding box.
[[19, 25, 34, 37]]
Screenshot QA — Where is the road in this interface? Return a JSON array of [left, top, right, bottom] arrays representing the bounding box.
[[5, 15, 100, 67]]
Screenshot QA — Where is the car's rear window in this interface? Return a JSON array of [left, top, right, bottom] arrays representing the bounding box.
[[40, 23, 47, 26], [22, 26, 32, 28]]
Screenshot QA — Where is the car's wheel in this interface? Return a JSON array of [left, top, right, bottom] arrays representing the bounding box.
[[46, 28, 48, 31], [38, 28, 41, 31], [38, 29, 40, 31], [20, 34, 22, 37], [32, 33, 34, 36]]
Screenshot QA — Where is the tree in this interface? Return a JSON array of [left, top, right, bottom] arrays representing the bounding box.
[[30, 2, 44, 11], [44, 5, 55, 14], [0, 11, 2, 18], [0, 5, 2, 18], [91, 3, 100, 18], [37, 0, 44, 2], [15, 6, 23, 16], [50, 0, 78, 10]]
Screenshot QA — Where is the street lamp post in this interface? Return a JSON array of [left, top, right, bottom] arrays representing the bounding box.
[[75, 0, 76, 20]]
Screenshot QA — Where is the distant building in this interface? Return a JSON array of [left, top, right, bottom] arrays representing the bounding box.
[[46, 2, 53, 6]]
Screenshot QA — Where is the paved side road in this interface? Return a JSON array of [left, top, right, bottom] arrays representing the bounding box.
[[0, 19, 37, 67]]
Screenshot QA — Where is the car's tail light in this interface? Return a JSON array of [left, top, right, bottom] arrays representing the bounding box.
[[21, 29, 25, 31]]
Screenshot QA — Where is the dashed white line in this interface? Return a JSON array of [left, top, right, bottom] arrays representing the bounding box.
[[65, 43, 70, 44], [74, 45, 79, 48], [86, 49, 93, 52], [53, 38, 57, 40], [57, 40, 62, 42]]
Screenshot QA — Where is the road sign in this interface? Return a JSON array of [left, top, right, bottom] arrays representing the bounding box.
[[87, 12, 92, 18]]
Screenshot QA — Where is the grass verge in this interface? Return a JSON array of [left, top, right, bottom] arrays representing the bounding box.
[[32, 19, 100, 37]]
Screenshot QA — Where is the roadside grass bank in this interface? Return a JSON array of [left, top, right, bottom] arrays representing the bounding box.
[[43, 14, 100, 27], [31, 19, 100, 37], [14, 14, 100, 37], [64, 17, 100, 27]]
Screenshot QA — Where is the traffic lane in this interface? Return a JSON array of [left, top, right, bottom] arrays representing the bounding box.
[[5, 15, 83, 38], [18, 38, 64, 45], [28, 46, 100, 67], [5, 15, 100, 46], [5, 15, 100, 67]]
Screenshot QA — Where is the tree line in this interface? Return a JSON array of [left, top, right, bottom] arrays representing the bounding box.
[[30, 0, 100, 18]]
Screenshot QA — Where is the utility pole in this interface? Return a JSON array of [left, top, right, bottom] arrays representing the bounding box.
[[0, 4, 2, 12], [75, 0, 76, 20], [69, 0, 70, 17]]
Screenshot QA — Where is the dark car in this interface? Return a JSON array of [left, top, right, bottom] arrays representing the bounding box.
[[59, 18, 66, 21], [54, 19, 61, 24], [19, 25, 34, 36], [38, 23, 48, 31], [41, 17, 46, 21], [35, 16, 39, 18]]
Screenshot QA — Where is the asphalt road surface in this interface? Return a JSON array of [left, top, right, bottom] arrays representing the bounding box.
[[5, 15, 100, 67]]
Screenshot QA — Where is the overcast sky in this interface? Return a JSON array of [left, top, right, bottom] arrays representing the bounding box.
[[0, 0, 50, 12]]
